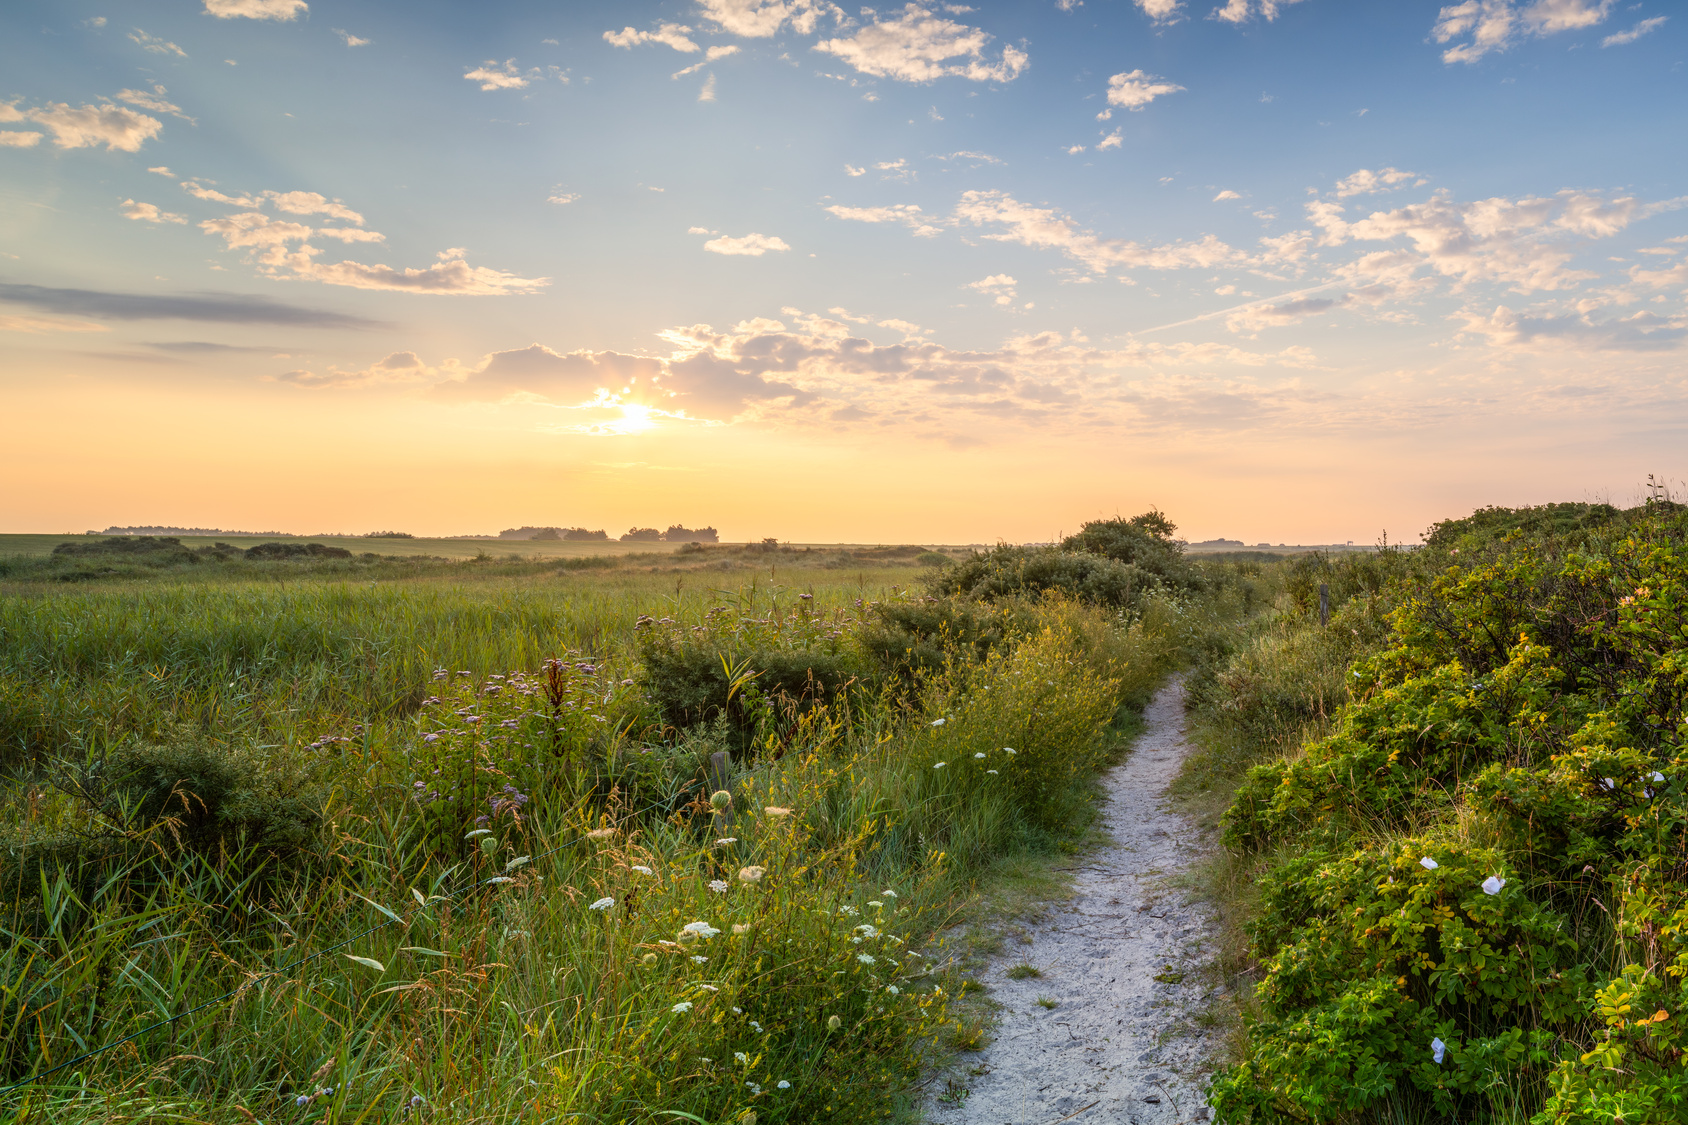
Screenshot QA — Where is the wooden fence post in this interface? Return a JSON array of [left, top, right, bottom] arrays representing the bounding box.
[[1319, 583, 1329, 627]]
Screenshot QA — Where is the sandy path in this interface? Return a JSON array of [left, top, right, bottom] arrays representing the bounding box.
[[926, 677, 1218, 1125]]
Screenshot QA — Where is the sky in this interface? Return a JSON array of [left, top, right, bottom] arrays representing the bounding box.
[[1, 0, 1684, 544]]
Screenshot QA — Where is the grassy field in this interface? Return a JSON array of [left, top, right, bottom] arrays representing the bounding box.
[[0, 519, 1246, 1123]]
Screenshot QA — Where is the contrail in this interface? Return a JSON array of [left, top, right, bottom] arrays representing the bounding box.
[[1128, 277, 1349, 335]]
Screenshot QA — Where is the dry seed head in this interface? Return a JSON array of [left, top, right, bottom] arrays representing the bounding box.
[[710, 790, 733, 810]]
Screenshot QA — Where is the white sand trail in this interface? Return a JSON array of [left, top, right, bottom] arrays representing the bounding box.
[[926, 677, 1220, 1125]]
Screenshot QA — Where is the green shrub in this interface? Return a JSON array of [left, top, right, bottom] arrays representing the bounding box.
[[1208, 503, 1688, 1124], [1061, 510, 1206, 594], [929, 544, 1153, 610]]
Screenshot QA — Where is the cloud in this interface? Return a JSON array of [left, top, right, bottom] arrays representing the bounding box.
[[936, 149, 1004, 165], [702, 232, 791, 256], [121, 199, 188, 224], [0, 282, 381, 328], [673, 44, 743, 77], [1102, 69, 1184, 113], [1096, 129, 1123, 150], [129, 29, 187, 56], [464, 60, 539, 90], [1455, 303, 1685, 351], [117, 85, 194, 123], [844, 164, 865, 176], [185, 187, 543, 294], [148, 165, 175, 177], [335, 28, 370, 47], [1332, 167, 1418, 198], [815, 5, 1029, 83], [1225, 295, 1348, 333], [548, 192, 581, 205], [278, 351, 464, 389], [1432, 0, 1615, 64], [0, 131, 42, 148], [953, 190, 1241, 274], [262, 190, 365, 224], [1135, 0, 1183, 23], [823, 202, 941, 236], [604, 23, 700, 52], [696, 0, 840, 37], [2, 100, 164, 151], [204, 0, 308, 18], [699, 73, 719, 101], [1602, 15, 1667, 47], [83, 16, 107, 28], [1307, 189, 1667, 293], [1213, 190, 1241, 202], [0, 313, 109, 334], [1209, 0, 1310, 23], [965, 273, 1017, 305]]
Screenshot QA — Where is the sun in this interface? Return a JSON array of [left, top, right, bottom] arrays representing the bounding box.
[[616, 403, 657, 433]]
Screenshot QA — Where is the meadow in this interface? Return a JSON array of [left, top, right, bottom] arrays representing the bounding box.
[[0, 520, 1246, 1123]]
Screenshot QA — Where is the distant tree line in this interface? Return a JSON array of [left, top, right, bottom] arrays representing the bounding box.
[[498, 525, 719, 543]]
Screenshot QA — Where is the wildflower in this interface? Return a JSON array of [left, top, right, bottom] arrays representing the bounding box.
[[641, 953, 658, 964], [738, 866, 766, 883], [631, 865, 654, 875], [410, 1095, 425, 1107], [827, 1015, 842, 1031], [735, 1052, 749, 1064], [881, 890, 897, 898], [296, 1096, 310, 1107], [1482, 875, 1506, 895], [709, 879, 730, 893], [699, 984, 719, 991], [746, 1081, 763, 1095], [777, 1080, 790, 1089], [1652, 771, 1667, 783], [838, 905, 858, 916], [933, 761, 947, 770], [930, 718, 946, 727], [733, 923, 752, 934], [716, 837, 739, 846], [1600, 778, 1616, 791], [1431, 1037, 1446, 1064], [710, 790, 733, 810], [751, 1020, 763, 1032], [858, 953, 876, 964], [1003, 747, 1016, 755], [1420, 857, 1439, 871], [423, 733, 439, 743], [692, 955, 708, 964], [974, 752, 987, 759], [587, 827, 616, 839], [589, 897, 615, 911], [682, 921, 722, 939], [886, 984, 900, 995], [855, 924, 879, 937], [764, 806, 793, 817], [487, 876, 516, 884], [672, 1001, 694, 1013], [867, 900, 883, 908]]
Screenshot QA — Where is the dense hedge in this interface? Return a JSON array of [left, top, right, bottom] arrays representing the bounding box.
[[1209, 502, 1688, 1123]]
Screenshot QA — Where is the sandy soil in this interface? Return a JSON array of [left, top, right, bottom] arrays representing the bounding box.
[[926, 677, 1220, 1125]]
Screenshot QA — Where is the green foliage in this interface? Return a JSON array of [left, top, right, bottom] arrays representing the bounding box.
[[930, 543, 1154, 609], [856, 596, 1010, 683], [1206, 503, 1688, 1124], [1061, 510, 1206, 594]]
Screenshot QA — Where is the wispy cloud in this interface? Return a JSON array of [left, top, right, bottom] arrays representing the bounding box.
[[1432, 0, 1616, 65], [0, 282, 381, 328], [1602, 15, 1667, 47], [128, 29, 187, 57], [121, 199, 188, 224], [701, 232, 790, 256]]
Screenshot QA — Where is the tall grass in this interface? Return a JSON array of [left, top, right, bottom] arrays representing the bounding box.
[[0, 558, 1210, 1122]]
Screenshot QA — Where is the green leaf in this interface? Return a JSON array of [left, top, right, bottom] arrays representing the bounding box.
[[345, 955, 385, 973]]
